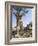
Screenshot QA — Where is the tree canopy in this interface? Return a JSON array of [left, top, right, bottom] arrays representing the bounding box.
[[12, 6, 29, 16]]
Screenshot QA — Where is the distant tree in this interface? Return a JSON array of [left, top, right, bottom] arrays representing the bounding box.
[[28, 22, 32, 27]]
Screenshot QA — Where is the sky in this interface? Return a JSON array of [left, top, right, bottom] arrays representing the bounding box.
[[11, 7, 32, 27]]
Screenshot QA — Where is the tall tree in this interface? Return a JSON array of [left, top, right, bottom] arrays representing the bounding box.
[[12, 6, 29, 37]]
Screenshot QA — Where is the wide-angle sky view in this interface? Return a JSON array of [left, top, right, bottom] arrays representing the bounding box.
[[11, 7, 32, 27]]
